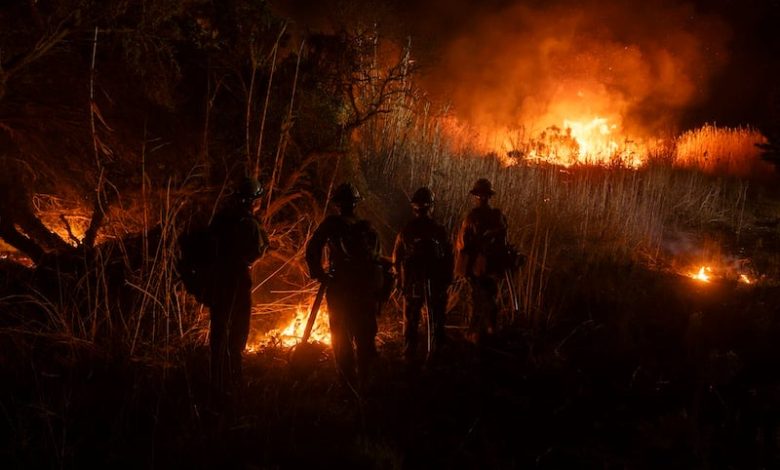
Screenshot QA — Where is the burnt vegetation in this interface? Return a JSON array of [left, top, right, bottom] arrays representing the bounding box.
[[1, 1, 780, 468]]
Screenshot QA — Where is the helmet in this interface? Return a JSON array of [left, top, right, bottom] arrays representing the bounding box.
[[235, 176, 264, 200], [331, 182, 362, 204], [469, 178, 495, 196], [410, 187, 435, 208]]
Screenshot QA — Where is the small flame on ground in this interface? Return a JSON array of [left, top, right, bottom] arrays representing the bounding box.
[[739, 274, 752, 284], [38, 208, 92, 247], [246, 304, 331, 352], [690, 266, 712, 283]]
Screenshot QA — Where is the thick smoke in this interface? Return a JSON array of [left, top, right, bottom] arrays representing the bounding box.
[[275, 0, 739, 135], [423, 0, 731, 136]]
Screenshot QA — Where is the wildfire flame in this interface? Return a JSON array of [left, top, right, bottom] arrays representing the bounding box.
[[685, 264, 758, 286], [246, 304, 331, 352], [689, 266, 712, 283], [479, 116, 647, 168], [42, 213, 90, 247], [564, 118, 623, 161]]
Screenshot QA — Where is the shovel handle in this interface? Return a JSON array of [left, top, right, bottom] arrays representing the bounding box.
[[301, 282, 327, 344]]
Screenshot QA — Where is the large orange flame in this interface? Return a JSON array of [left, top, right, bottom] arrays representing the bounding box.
[[459, 115, 649, 168]]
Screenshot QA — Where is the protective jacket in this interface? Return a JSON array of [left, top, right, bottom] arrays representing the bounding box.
[[393, 215, 453, 296], [305, 214, 385, 295], [455, 206, 508, 278], [393, 214, 453, 359]]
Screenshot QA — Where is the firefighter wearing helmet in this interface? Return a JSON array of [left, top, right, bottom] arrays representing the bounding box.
[[305, 182, 389, 386], [393, 187, 454, 363], [455, 178, 508, 343], [205, 176, 269, 394]]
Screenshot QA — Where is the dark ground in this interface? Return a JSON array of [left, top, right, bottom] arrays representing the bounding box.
[[2, 259, 780, 469]]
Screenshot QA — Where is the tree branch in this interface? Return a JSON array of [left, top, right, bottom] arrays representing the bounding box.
[[0, 219, 45, 263]]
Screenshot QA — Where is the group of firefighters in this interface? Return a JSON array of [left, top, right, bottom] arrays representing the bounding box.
[[190, 177, 514, 392]]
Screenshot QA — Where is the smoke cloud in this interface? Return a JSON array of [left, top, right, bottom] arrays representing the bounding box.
[[275, 0, 771, 133], [421, 0, 731, 136]]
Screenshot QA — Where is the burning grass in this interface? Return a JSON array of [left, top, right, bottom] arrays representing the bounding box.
[[472, 118, 648, 168], [684, 262, 759, 286], [674, 124, 770, 177], [248, 302, 331, 351], [438, 118, 766, 173]]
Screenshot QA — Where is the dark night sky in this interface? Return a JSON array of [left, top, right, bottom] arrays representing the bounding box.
[[683, 0, 780, 128], [273, 0, 780, 131]]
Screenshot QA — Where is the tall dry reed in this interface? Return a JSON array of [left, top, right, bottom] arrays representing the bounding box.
[[674, 124, 769, 177]]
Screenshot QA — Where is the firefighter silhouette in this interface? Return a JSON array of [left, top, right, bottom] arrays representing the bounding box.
[[305, 183, 389, 385], [393, 187, 454, 362], [181, 177, 268, 394], [455, 178, 508, 343]]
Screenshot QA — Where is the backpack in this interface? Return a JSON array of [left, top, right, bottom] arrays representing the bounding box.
[[402, 227, 449, 297], [333, 219, 388, 298], [176, 226, 218, 304], [406, 236, 445, 277]]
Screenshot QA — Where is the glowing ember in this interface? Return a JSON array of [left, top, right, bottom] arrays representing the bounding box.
[[689, 266, 712, 283], [739, 274, 752, 285], [246, 304, 331, 351]]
